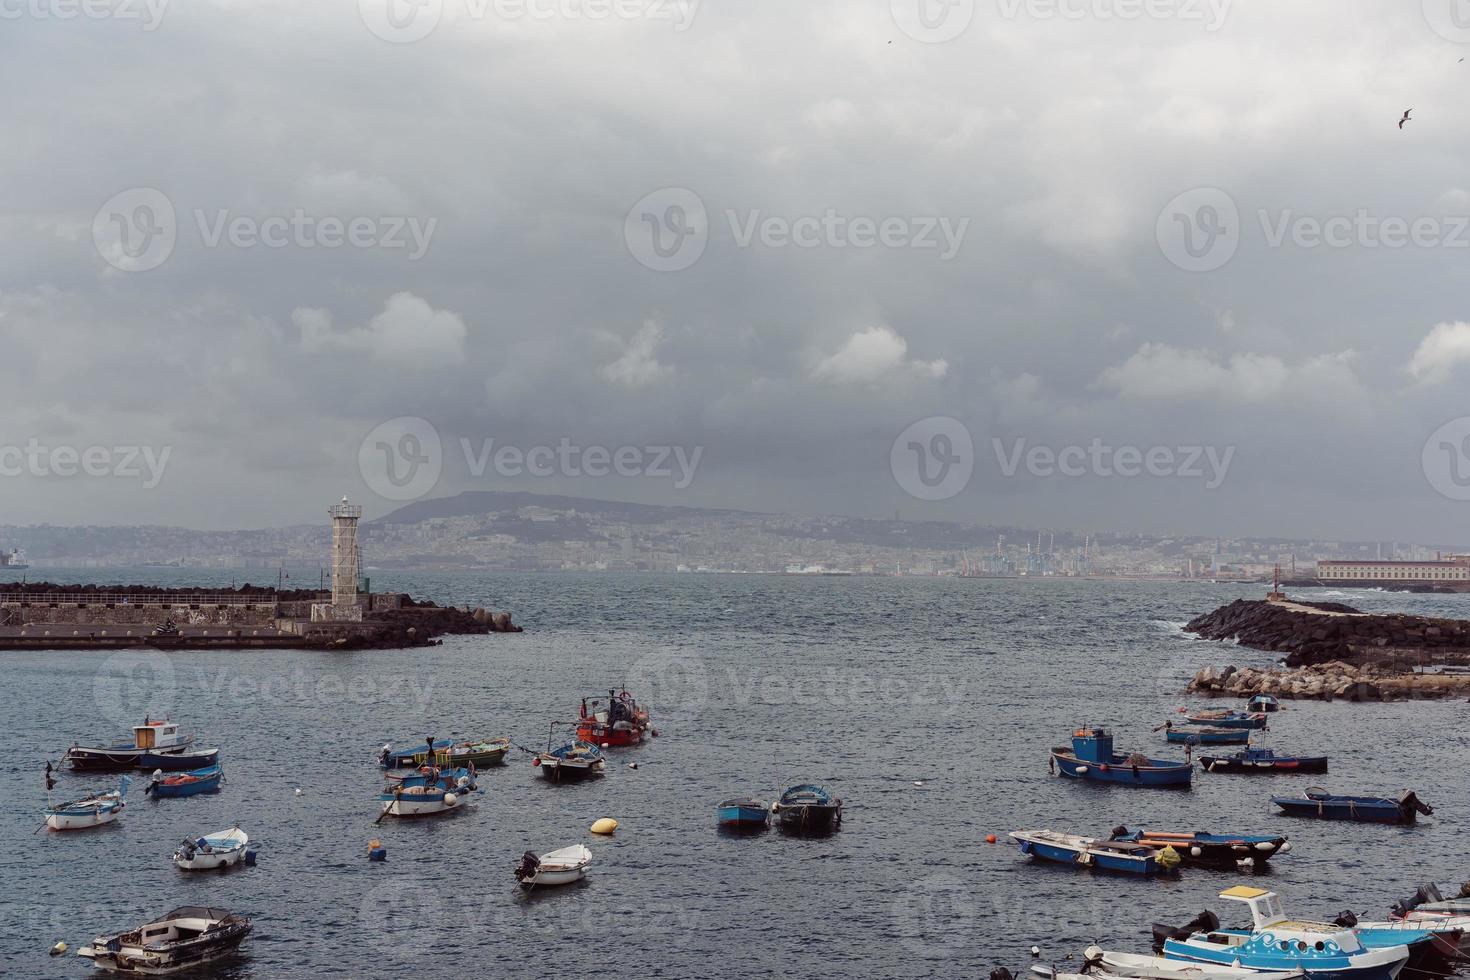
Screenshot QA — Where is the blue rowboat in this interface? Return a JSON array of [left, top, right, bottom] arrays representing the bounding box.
[[1185, 708, 1268, 730], [145, 764, 222, 798], [379, 738, 454, 769], [1273, 788, 1432, 824], [716, 798, 769, 828], [389, 766, 477, 790], [1050, 728, 1192, 788], [1159, 887, 1410, 980], [1165, 724, 1250, 745], [1009, 830, 1160, 876], [1248, 694, 1281, 713], [1199, 746, 1328, 774], [1111, 827, 1289, 866], [139, 747, 219, 771]]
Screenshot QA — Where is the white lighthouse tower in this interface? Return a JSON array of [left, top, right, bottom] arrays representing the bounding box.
[[315, 495, 364, 621]]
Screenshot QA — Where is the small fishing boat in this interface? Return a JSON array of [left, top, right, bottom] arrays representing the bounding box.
[[1164, 724, 1250, 746], [772, 784, 842, 832], [1247, 694, 1281, 713], [145, 764, 223, 798], [1010, 830, 1162, 876], [173, 827, 249, 871], [65, 719, 194, 771], [378, 736, 510, 770], [1110, 827, 1289, 867], [385, 764, 477, 785], [1050, 728, 1192, 788], [577, 689, 651, 747], [45, 775, 130, 831], [1389, 883, 1470, 937], [1156, 888, 1409, 980], [1185, 708, 1268, 730], [1031, 946, 1307, 980], [78, 906, 252, 974], [515, 844, 592, 888], [532, 724, 605, 781], [1272, 787, 1432, 824], [139, 747, 220, 772], [1198, 747, 1328, 775], [716, 798, 770, 828], [378, 765, 476, 818]]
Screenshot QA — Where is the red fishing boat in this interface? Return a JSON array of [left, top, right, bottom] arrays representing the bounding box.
[[577, 690, 651, 747]]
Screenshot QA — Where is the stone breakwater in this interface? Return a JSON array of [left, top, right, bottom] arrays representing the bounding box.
[[0, 583, 521, 650], [1187, 661, 1470, 702], [1184, 598, 1470, 667], [1183, 597, 1470, 701]]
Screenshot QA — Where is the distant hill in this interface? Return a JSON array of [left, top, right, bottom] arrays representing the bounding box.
[[374, 490, 753, 525]]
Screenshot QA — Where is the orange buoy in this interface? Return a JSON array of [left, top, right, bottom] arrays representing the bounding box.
[[986, 834, 997, 844]]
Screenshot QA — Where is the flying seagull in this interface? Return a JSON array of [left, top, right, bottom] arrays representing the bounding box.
[[1399, 108, 1412, 129]]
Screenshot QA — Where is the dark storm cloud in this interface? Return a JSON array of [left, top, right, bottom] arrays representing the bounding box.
[[3, 0, 1470, 540]]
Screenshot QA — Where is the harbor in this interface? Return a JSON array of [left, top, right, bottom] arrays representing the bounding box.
[[8, 576, 1470, 977]]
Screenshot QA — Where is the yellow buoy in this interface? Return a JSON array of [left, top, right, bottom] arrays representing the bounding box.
[[590, 818, 619, 835], [1157, 845, 1181, 871], [50, 941, 67, 956]]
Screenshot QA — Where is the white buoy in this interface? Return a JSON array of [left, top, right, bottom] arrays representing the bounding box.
[[1031, 946, 1042, 958], [294, 788, 304, 797], [443, 792, 458, 807], [50, 941, 67, 956], [627, 762, 638, 770], [913, 781, 924, 787]]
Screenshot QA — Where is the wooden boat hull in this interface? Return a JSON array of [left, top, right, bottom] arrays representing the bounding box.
[[716, 801, 769, 827], [774, 802, 841, 833], [381, 739, 510, 770], [139, 749, 219, 771], [1273, 798, 1417, 823], [46, 801, 123, 830], [173, 829, 249, 871], [67, 742, 193, 771], [1166, 727, 1249, 745], [146, 765, 223, 798], [576, 722, 643, 747], [536, 757, 604, 781], [79, 908, 251, 975], [1118, 830, 1289, 865], [1051, 750, 1192, 787], [1200, 754, 1328, 774], [1011, 831, 1159, 875]]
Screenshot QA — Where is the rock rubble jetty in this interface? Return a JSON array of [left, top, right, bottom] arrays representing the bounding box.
[[1183, 597, 1470, 702]]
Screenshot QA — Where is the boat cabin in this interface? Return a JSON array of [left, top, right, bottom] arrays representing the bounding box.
[[1216, 886, 1365, 952], [134, 720, 183, 749], [1071, 728, 1114, 763]]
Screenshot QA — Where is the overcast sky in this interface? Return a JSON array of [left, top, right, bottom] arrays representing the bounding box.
[[6, 0, 1470, 542]]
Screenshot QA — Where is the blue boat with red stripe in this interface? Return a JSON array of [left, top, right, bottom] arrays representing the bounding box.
[[1049, 728, 1192, 788]]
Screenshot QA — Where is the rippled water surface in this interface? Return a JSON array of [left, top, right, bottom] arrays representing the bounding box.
[[2, 572, 1467, 979]]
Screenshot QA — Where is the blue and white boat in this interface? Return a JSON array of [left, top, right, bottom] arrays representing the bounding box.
[[379, 765, 476, 818], [378, 738, 454, 769], [1050, 728, 1192, 787], [532, 723, 606, 782], [1199, 746, 1328, 774], [145, 763, 222, 798], [1159, 886, 1411, 980], [1186, 708, 1269, 730], [45, 775, 130, 831], [1248, 694, 1281, 713], [716, 798, 769, 828], [1272, 788, 1431, 824], [173, 827, 250, 871], [1010, 830, 1161, 876], [1165, 724, 1251, 746]]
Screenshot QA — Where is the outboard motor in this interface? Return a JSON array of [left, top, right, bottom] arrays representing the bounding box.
[[1109, 825, 1129, 840], [1457, 882, 1470, 900], [1400, 791, 1435, 817], [1334, 911, 1358, 928], [514, 851, 541, 883], [1151, 910, 1219, 951], [989, 970, 1015, 980], [1392, 884, 1444, 918]]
